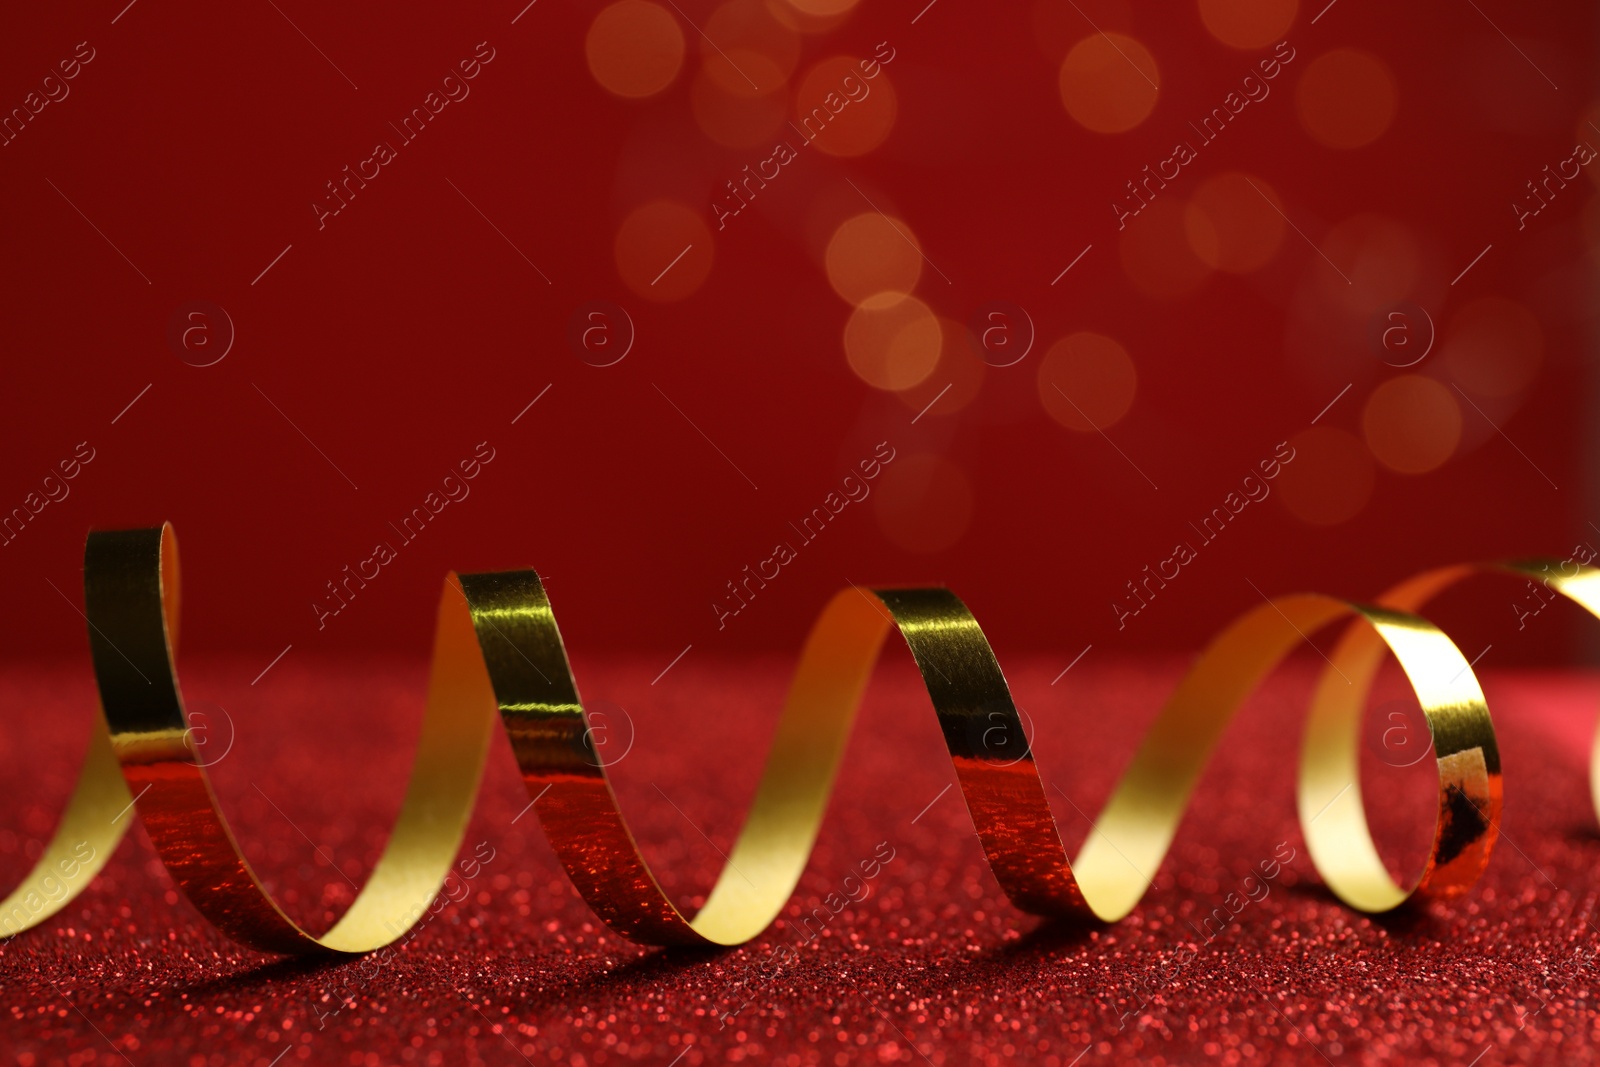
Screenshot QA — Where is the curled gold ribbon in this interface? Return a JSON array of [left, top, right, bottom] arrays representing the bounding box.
[[0, 524, 1582, 953], [1301, 561, 1600, 910]]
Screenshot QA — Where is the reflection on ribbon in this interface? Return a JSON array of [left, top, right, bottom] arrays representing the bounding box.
[[4, 524, 1596, 955]]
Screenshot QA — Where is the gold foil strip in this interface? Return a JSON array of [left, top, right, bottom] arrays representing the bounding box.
[[2, 525, 1587, 953]]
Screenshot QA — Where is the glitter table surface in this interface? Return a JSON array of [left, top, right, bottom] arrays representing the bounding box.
[[3, 653, 1599, 1066]]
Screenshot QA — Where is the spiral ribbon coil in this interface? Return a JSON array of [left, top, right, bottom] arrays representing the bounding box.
[[3, 524, 1598, 954]]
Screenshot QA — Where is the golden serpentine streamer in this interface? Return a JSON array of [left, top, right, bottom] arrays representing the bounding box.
[[2, 524, 1599, 953]]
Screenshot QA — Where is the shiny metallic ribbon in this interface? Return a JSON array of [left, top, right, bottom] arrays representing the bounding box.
[[3, 525, 1593, 953]]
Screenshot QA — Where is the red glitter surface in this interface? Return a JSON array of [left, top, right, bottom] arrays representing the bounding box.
[[4, 651, 1600, 1066]]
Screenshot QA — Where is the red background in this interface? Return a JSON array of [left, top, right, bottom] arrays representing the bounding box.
[[5, 2, 1600, 1065], [0, 0, 1594, 670]]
